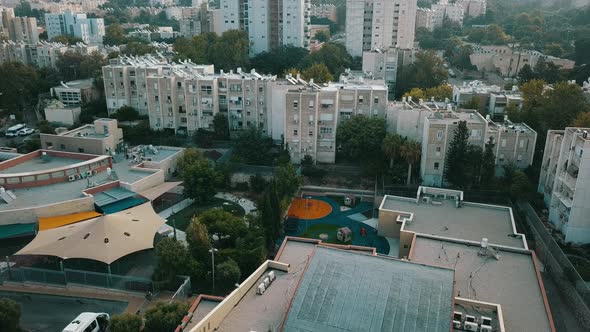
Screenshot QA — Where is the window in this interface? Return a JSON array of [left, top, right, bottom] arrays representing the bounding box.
[[471, 129, 481, 138], [434, 162, 440, 170], [46, 142, 53, 147], [501, 139, 507, 147], [155, 95, 159, 101], [519, 139, 525, 148], [177, 82, 182, 88], [309, 130, 313, 136], [259, 86, 263, 92], [358, 96, 364, 103], [78, 148, 84, 153], [84, 320, 97, 332], [60, 144, 65, 150], [517, 154, 522, 162], [499, 154, 505, 162], [293, 129, 298, 136], [436, 130, 444, 140], [374, 97, 379, 104], [309, 100, 314, 108], [293, 100, 298, 108]]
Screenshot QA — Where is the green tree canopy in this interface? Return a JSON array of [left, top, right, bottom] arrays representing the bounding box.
[[113, 106, 140, 122], [178, 148, 222, 204], [301, 63, 333, 84], [336, 115, 387, 160], [143, 301, 189, 332], [153, 237, 201, 288], [197, 209, 247, 248], [233, 128, 273, 165], [186, 216, 210, 260], [444, 121, 471, 188], [216, 258, 241, 293], [396, 51, 448, 97], [314, 30, 330, 42], [212, 113, 229, 140], [104, 24, 127, 46], [0, 298, 21, 332], [109, 313, 142, 332]]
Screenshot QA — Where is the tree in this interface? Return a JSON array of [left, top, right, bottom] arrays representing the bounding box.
[[124, 41, 156, 56], [510, 170, 533, 200], [193, 128, 214, 148], [302, 63, 333, 83], [114, 106, 140, 121], [212, 113, 229, 140], [186, 216, 210, 260], [275, 163, 301, 199], [249, 46, 309, 75], [153, 238, 201, 288], [465, 145, 484, 186], [109, 313, 142, 332], [314, 30, 330, 42], [233, 128, 273, 165], [573, 112, 590, 127], [178, 148, 222, 204], [197, 209, 247, 248], [481, 137, 496, 186], [403, 88, 426, 101], [400, 140, 421, 185], [143, 301, 189, 332], [575, 38, 590, 65], [0, 62, 40, 117], [210, 30, 249, 71], [80, 51, 107, 79], [0, 298, 21, 332], [37, 120, 55, 134], [216, 258, 241, 293], [104, 24, 127, 46], [56, 51, 84, 81], [249, 174, 268, 192], [518, 64, 536, 84], [337, 115, 387, 160], [259, 181, 281, 249], [302, 42, 352, 78], [396, 51, 448, 97], [382, 134, 404, 168], [463, 97, 484, 115], [444, 121, 470, 188]]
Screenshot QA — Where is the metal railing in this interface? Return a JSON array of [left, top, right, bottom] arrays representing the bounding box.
[[170, 275, 191, 303]]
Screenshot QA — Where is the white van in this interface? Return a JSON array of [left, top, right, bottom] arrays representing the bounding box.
[[6, 124, 25, 137], [62, 312, 110, 332]]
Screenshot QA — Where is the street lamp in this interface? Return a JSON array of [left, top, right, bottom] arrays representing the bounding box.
[[209, 248, 218, 294]]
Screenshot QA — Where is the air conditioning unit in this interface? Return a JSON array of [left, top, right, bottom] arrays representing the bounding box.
[[74, 174, 81, 180], [422, 196, 431, 204], [452, 320, 462, 329], [256, 283, 266, 295], [92, 170, 98, 175], [481, 316, 492, 326], [268, 271, 276, 282], [453, 311, 463, 322], [68, 175, 76, 182], [86, 170, 93, 177], [480, 325, 492, 332], [263, 277, 270, 288], [465, 315, 476, 324], [464, 322, 478, 331]]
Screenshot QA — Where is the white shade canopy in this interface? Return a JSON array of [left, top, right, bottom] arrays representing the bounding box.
[[17, 203, 166, 264]]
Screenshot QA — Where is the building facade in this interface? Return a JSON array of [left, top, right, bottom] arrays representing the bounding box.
[[538, 128, 590, 244], [362, 47, 415, 95], [415, 8, 435, 31], [310, 4, 337, 22], [1, 8, 39, 44], [457, 0, 486, 17], [345, 0, 417, 57], [45, 11, 105, 45], [0, 41, 99, 68], [283, 74, 388, 163], [431, 0, 464, 27], [218, 0, 310, 55]]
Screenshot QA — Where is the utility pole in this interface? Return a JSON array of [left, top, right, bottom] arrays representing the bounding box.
[[209, 247, 218, 294]]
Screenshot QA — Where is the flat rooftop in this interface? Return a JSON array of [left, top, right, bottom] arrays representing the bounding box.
[[61, 125, 105, 139], [215, 240, 315, 331], [284, 246, 454, 332], [381, 196, 525, 249], [183, 299, 220, 331], [412, 238, 553, 332], [0, 156, 81, 174]]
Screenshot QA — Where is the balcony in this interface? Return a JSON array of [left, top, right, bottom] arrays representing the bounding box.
[[555, 191, 573, 209]]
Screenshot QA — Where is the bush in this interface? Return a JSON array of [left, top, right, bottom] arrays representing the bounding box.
[[249, 174, 267, 192], [143, 301, 188, 332], [0, 298, 21, 332], [114, 106, 140, 122], [109, 313, 142, 332]]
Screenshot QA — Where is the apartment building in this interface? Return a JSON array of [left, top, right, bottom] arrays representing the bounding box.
[[345, 0, 417, 57], [415, 8, 435, 31], [362, 47, 416, 95], [488, 89, 523, 119], [420, 109, 487, 186], [452, 80, 501, 110], [0, 8, 38, 44], [310, 3, 337, 22], [470, 45, 575, 77], [431, 0, 464, 27], [0, 40, 99, 68], [283, 74, 388, 163], [538, 128, 590, 244], [457, 0, 486, 17], [51, 79, 100, 106], [219, 0, 310, 55], [45, 11, 105, 45], [103, 55, 279, 136], [487, 118, 536, 170]]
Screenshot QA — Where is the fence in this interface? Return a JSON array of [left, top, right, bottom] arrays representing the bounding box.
[[516, 201, 590, 329], [170, 275, 191, 303], [0, 266, 155, 294]]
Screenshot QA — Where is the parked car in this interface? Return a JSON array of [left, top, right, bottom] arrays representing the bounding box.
[[62, 312, 110, 332], [18, 127, 35, 136], [5, 123, 25, 137]]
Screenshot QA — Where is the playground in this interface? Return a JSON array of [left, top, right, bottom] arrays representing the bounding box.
[[283, 196, 390, 254]]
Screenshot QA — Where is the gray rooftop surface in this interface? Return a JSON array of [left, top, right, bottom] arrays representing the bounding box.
[[93, 187, 136, 207], [382, 197, 525, 249], [0, 156, 82, 174], [284, 246, 455, 332], [184, 300, 220, 331], [412, 238, 552, 332], [215, 240, 315, 332], [145, 147, 179, 162]]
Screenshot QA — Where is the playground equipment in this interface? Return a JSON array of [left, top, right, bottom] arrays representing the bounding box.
[[337, 227, 352, 242]]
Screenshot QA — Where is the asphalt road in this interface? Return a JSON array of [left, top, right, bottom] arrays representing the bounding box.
[[0, 291, 127, 332]]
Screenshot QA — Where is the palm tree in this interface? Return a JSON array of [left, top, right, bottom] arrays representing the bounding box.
[[400, 140, 421, 185], [382, 134, 404, 168]]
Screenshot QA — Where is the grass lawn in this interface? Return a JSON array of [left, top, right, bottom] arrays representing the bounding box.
[[167, 197, 246, 231], [301, 223, 351, 244]]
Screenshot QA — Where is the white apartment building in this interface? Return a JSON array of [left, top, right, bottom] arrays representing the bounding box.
[[0, 40, 98, 68], [219, 0, 311, 56], [51, 79, 100, 106], [457, 0, 486, 17], [283, 74, 388, 163], [310, 4, 337, 22], [415, 8, 435, 31], [538, 128, 590, 244], [45, 11, 105, 46], [488, 89, 522, 119], [102, 55, 282, 137], [470, 45, 576, 78], [362, 47, 415, 95], [1, 8, 38, 44], [431, 0, 464, 27], [345, 0, 417, 57], [452, 80, 501, 110]]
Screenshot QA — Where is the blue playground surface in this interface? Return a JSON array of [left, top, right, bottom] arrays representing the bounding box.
[[281, 196, 390, 254]]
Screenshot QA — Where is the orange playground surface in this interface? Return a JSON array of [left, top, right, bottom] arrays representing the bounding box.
[[287, 198, 332, 219]]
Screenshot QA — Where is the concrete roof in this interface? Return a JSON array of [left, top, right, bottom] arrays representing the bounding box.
[[411, 238, 553, 332], [215, 240, 314, 332], [0, 156, 82, 174], [381, 196, 526, 249], [183, 299, 221, 331], [284, 246, 454, 332]]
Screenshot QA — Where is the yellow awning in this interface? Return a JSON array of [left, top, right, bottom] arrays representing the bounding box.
[[38, 211, 102, 231]]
